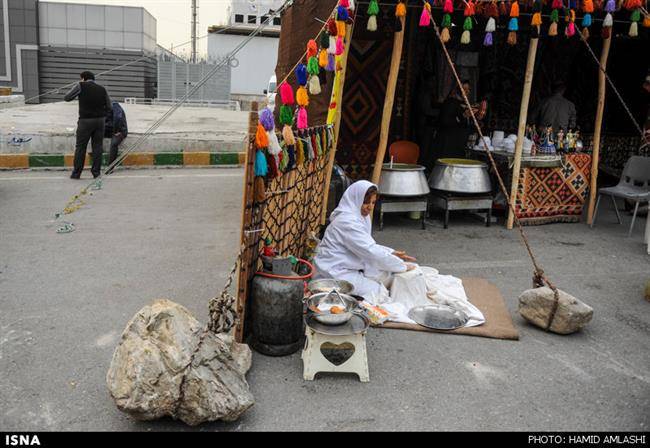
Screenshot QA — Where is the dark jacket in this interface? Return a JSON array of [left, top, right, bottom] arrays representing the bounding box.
[[105, 102, 128, 138], [531, 93, 577, 131], [64, 80, 112, 119]]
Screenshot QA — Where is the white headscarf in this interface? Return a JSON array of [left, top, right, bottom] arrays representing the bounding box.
[[329, 180, 376, 234]]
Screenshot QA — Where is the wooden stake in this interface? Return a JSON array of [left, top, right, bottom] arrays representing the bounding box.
[[587, 36, 611, 225], [371, 16, 406, 185], [507, 37, 539, 230], [235, 101, 259, 343], [321, 23, 355, 225]]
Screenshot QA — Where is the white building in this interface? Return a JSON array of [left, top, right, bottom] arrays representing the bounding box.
[[207, 0, 283, 104]]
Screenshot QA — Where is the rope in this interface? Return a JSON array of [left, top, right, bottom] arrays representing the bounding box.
[[422, 2, 561, 330]]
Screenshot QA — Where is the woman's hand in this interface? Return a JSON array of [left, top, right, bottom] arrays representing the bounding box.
[[393, 250, 417, 262], [405, 263, 417, 271]]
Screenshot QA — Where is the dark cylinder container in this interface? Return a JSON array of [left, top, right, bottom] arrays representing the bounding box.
[[250, 272, 305, 356]]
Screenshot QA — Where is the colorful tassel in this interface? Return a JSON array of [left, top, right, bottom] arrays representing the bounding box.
[[279, 144, 288, 172], [307, 39, 318, 58], [279, 82, 294, 105], [510, 1, 519, 16], [551, 9, 559, 22], [464, 16, 473, 30], [266, 152, 278, 178], [318, 49, 328, 68], [337, 5, 350, 21], [631, 8, 641, 21], [368, 14, 378, 31], [483, 31, 493, 45], [328, 36, 337, 54], [583, 0, 594, 12], [487, 2, 499, 17], [549, 21, 558, 35], [508, 17, 519, 30], [532, 12, 542, 26], [335, 36, 345, 55], [624, 0, 641, 9], [349, 0, 356, 11], [295, 64, 308, 86], [500, 1, 508, 15], [441, 27, 451, 42], [643, 15, 650, 27], [582, 26, 590, 38], [569, 0, 577, 9], [326, 53, 336, 71], [255, 123, 268, 148], [507, 30, 517, 45], [603, 12, 613, 26], [420, 2, 432, 26], [340, 0, 350, 8], [486, 17, 496, 32], [297, 107, 308, 129], [582, 13, 592, 26], [259, 108, 275, 131], [629, 21, 638, 36], [552, 0, 563, 8], [287, 145, 295, 170], [309, 75, 321, 95], [461, 30, 471, 44], [296, 138, 305, 165], [327, 18, 338, 36], [442, 13, 452, 27], [337, 20, 346, 37], [320, 32, 329, 49], [464, 0, 476, 16], [267, 130, 282, 156], [296, 86, 309, 107], [282, 124, 295, 146], [566, 21, 576, 36], [604, 0, 615, 12], [367, 0, 379, 15], [307, 56, 319, 75], [396, 1, 406, 17], [443, 0, 454, 14], [254, 149, 268, 176], [279, 105, 293, 125]]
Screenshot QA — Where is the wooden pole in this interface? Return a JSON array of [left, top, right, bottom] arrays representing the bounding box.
[[586, 36, 611, 225], [371, 16, 406, 185], [235, 101, 259, 343], [507, 37, 539, 230], [320, 24, 354, 225]]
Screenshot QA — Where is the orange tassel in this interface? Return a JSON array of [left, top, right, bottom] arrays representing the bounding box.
[[306, 39, 318, 58], [532, 12, 542, 25], [318, 49, 328, 67], [296, 86, 309, 107], [510, 0, 519, 17], [507, 30, 517, 44], [396, 1, 407, 17], [643, 14, 650, 27], [441, 27, 451, 42], [583, 0, 594, 12], [549, 21, 558, 35], [337, 20, 346, 37], [255, 123, 268, 148]]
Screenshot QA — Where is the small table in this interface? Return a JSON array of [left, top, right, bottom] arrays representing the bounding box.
[[428, 190, 493, 229], [301, 314, 370, 382], [377, 194, 428, 230]]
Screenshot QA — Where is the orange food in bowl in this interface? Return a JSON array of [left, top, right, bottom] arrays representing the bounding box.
[[330, 306, 345, 314]]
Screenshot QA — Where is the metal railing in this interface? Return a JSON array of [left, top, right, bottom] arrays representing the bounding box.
[[124, 97, 241, 111]]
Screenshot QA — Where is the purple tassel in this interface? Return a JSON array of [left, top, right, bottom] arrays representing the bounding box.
[[259, 108, 275, 131], [326, 53, 336, 72], [605, 0, 615, 12], [483, 32, 493, 46]]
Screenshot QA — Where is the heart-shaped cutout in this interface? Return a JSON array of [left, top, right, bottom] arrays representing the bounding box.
[[320, 342, 355, 366]]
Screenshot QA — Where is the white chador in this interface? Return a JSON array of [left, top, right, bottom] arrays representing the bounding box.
[[314, 180, 485, 327], [314, 180, 405, 303]]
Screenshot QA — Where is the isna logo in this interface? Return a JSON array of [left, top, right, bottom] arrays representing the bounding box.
[[5, 435, 40, 446]]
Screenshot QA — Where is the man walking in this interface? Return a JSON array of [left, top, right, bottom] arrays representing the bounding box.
[[105, 101, 128, 173], [64, 71, 112, 179]]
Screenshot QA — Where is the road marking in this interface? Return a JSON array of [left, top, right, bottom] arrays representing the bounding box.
[[0, 172, 243, 181]]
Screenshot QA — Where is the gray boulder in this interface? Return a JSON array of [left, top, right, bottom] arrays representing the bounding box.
[[106, 299, 253, 425], [518, 287, 593, 334]]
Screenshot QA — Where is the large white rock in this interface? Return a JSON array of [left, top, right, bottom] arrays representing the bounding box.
[[518, 287, 593, 335], [106, 299, 253, 425]]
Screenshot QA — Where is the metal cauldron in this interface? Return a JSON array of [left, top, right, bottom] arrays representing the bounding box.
[[428, 158, 492, 194], [305, 290, 360, 325], [378, 163, 430, 197]]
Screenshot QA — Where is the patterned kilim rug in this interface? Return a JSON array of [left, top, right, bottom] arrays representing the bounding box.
[[515, 153, 592, 225]]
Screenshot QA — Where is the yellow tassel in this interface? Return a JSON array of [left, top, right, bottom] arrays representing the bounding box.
[[296, 138, 305, 165], [337, 20, 346, 38], [531, 12, 542, 26], [441, 27, 451, 42], [507, 31, 517, 45], [570, 9, 576, 22], [296, 86, 309, 106], [643, 15, 650, 27], [549, 21, 558, 36], [282, 124, 295, 146], [318, 49, 328, 67], [396, 1, 406, 17]]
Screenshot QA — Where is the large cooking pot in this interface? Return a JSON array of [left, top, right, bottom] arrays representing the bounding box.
[[429, 158, 492, 194], [378, 163, 430, 197]]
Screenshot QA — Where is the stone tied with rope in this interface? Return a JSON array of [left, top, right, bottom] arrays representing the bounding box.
[[106, 253, 254, 425], [421, 3, 593, 334]]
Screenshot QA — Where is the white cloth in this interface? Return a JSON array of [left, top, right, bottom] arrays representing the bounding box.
[[314, 180, 406, 302], [374, 266, 486, 328]]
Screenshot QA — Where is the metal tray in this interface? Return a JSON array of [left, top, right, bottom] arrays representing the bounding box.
[[408, 304, 469, 330], [305, 313, 369, 335]]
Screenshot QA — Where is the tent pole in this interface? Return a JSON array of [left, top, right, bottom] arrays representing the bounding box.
[[587, 36, 611, 225], [371, 16, 406, 185], [507, 37, 539, 230], [321, 24, 354, 225]]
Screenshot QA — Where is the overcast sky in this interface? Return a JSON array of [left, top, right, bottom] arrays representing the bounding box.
[[45, 0, 231, 57]]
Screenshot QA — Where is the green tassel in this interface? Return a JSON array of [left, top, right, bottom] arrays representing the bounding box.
[[463, 16, 473, 31], [368, 0, 379, 16], [630, 9, 641, 22], [280, 105, 293, 126], [279, 143, 289, 172], [551, 9, 559, 22], [442, 13, 452, 28], [307, 56, 320, 76], [320, 32, 329, 48]]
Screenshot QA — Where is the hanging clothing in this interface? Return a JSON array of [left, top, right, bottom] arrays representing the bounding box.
[[314, 180, 407, 302]]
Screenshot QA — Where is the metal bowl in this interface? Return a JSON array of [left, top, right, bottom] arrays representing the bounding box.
[[428, 158, 492, 194], [306, 291, 359, 325], [378, 163, 430, 197], [307, 278, 354, 295]]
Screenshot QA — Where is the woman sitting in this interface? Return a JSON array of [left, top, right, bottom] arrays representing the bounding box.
[[314, 180, 416, 303]]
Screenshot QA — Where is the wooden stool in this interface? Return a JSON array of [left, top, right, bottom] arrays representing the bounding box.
[[301, 325, 369, 382]]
